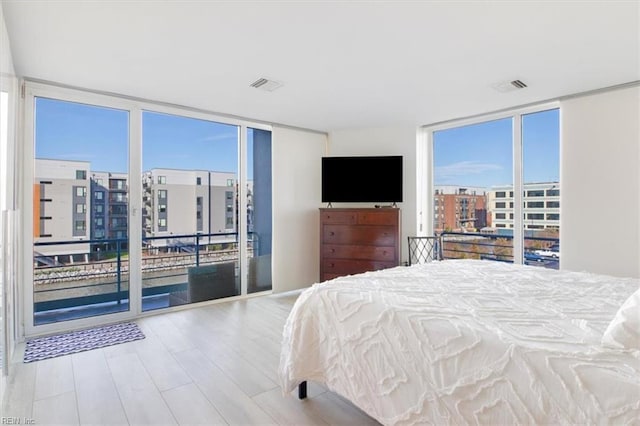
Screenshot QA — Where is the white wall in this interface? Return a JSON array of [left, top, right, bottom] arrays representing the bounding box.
[[272, 126, 327, 292], [561, 85, 640, 278], [328, 126, 419, 263], [0, 3, 14, 76]]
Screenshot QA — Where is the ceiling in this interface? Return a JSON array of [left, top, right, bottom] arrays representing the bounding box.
[[3, 1, 639, 132]]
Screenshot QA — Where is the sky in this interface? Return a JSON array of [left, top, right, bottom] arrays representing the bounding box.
[[35, 98, 247, 175], [35, 97, 559, 190], [434, 108, 560, 188]]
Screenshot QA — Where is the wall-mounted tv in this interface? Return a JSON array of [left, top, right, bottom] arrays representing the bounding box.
[[322, 156, 403, 203]]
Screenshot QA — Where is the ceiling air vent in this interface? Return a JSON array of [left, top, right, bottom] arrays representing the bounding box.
[[491, 79, 528, 93], [249, 78, 283, 92]]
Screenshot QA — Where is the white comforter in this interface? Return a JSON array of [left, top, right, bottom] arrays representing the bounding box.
[[279, 260, 640, 425]]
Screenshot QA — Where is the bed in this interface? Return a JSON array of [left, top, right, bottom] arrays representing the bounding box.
[[279, 259, 640, 425]]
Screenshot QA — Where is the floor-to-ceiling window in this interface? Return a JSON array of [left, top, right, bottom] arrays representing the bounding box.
[[427, 104, 560, 267], [141, 111, 240, 310], [1, 75, 17, 385], [522, 109, 560, 268], [433, 118, 514, 261], [23, 83, 273, 335], [246, 128, 272, 294], [0, 88, 9, 385]]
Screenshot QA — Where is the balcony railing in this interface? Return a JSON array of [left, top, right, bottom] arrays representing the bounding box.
[[33, 231, 262, 325], [439, 231, 559, 268]]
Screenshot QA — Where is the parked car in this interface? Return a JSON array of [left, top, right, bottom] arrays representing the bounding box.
[[534, 244, 560, 258], [524, 251, 545, 262]]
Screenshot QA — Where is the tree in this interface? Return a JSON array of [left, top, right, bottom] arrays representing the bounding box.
[[493, 238, 512, 261]]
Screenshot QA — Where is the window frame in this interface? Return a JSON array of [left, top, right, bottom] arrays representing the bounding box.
[[420, 101, 560, 265], [75, 186, 87, 197], [20, 81, 272, 337]]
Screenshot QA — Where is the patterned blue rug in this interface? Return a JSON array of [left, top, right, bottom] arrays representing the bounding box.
[[24, 322, 145, 363]]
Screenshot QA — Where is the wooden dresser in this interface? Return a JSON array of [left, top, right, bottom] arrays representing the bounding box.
[[319, 208, 400, 282]]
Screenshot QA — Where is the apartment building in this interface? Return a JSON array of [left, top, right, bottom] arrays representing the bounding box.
[[90, 171, 129, 251], [488, 182, 560, 230], [33, 159, 131, 258], [142, 168, 238, 248], [34, 161, 242, 256], [434, 186, 488, 232], [34, 159, 91, 258]]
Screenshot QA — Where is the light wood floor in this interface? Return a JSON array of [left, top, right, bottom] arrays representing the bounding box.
[[2, 292, 379, 425]]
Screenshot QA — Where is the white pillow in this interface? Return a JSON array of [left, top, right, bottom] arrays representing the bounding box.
[[602, 287, 640, 349]]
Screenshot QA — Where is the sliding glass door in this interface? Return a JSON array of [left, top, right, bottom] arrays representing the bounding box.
[[23, 83, 273, 335], [32, 97, 130, 326]]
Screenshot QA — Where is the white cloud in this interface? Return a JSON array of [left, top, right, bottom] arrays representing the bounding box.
[[196, 132, 237, 143], [436, 161, 502, 181]]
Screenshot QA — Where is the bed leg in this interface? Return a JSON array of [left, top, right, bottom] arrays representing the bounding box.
[[298, 381, 307, 399]]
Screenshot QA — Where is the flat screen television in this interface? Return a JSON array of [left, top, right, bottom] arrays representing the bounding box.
[[321, 156, 403, 203]]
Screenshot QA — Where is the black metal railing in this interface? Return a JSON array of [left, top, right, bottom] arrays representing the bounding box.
[[439, 231, 559, 268], [33, 231, 259, 323]]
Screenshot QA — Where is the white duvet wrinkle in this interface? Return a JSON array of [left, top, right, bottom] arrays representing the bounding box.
[[573, 362, 640, 415], [540, 351, 640, 421], [494, 319, 575, 342], [408, 314, 465, 353], [473, 398, 520, 426], [453, 369, 538, 425]]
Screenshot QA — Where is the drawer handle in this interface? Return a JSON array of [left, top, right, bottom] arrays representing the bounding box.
[[330, 263, 335, 267], [330, 232, 335, 236], [330, 249, 335, 253]]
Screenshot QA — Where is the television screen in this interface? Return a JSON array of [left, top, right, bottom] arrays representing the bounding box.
[[322, 156, 403, 203]]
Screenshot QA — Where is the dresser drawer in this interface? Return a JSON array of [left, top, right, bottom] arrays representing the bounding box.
[[322, 259, 396, 276], [323, 225, 397, 246], [320, 211, 358, 224], [322, 244, 395, 261], [357, 210, 399, 226]]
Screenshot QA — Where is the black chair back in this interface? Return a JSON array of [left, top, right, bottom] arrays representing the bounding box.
[[407, 236, 441, 265]]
